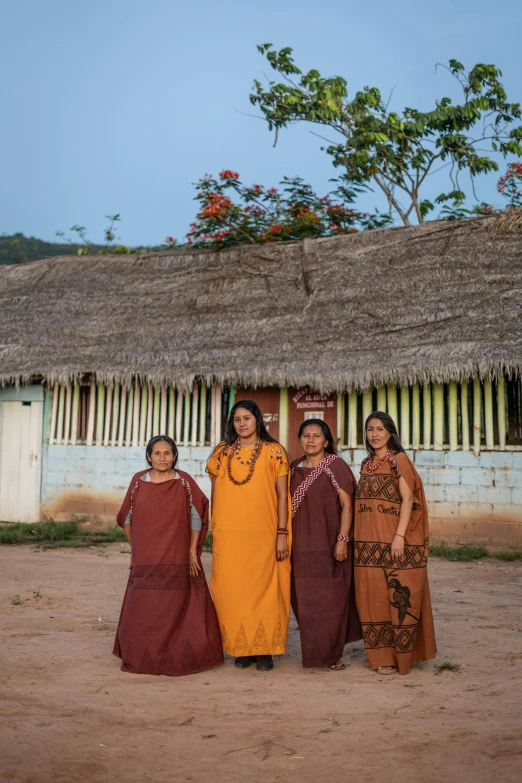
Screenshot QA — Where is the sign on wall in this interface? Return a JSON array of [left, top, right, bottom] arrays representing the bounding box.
[[288, 387, 337, 461]]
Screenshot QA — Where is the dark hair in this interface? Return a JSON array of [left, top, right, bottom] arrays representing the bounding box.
[[223, 399, 278, 444], [364, 411, 405, 455], [297, 418, 337, 455], [145, 435, 179, 468]]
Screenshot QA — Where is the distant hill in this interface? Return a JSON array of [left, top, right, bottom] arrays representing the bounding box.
[[0, 233, 108, 265]]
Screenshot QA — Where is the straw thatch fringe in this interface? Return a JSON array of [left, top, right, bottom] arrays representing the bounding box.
[[490, 206, 522, 234], [1, 212, 521, 394]]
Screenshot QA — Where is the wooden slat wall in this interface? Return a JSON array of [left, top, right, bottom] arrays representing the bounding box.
[[46, 376, 520, 451]]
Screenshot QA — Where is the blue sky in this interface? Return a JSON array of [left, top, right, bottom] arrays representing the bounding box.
[[1, 0, 521, 245]]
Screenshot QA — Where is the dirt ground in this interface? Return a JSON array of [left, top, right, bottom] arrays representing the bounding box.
[[1, 545, 521, 783]]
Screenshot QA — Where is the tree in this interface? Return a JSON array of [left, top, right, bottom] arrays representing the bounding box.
[[250, 45, 522, 226], [497, 161, 522, 207], [185, 170, 391, 248]]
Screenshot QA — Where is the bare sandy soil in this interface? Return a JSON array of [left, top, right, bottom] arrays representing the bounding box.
[[1, 544, 521, 783]]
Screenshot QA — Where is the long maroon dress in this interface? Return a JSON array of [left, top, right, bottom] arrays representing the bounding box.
[[290, 455, 362, 667], [113, 469, 224, 676]]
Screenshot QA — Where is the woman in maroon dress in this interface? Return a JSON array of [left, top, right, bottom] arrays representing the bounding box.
[[113, 435, 224, 676], [290, 420, 361, 669]]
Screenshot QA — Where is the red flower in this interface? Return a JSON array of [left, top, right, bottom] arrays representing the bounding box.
[[219, 170, 240, 181], [165, 236, 177, 244]]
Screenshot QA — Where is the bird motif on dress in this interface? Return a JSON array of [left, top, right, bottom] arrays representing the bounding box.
[[387, 575, 417, 627]]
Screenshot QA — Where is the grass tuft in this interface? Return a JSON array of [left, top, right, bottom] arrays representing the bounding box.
[[494, 549, 522, 561], [430, 541, 488, 561], [0, 520, 126, 548], [11, 594, 23, 605], [435, 662, 461, 674]]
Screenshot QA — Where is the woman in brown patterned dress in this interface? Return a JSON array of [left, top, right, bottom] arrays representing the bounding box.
[[354, 412, 436, 675], [290, 419, 361, 669]]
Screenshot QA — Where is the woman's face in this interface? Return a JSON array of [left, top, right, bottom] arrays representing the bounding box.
[[366, 418, 391, 451], [148, 440, 175, 471], [233, 407, 258, 440], [300, 423, 327, 457]]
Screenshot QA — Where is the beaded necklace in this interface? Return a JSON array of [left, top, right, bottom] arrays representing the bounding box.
[[227, 439, 264, 485], [365, 448, 393, 474]]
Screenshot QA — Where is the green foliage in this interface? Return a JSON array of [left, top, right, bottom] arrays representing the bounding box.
[[430, 541, 488, 561], [495, 549, 522, 561], [0, 233, 99, 265], [251, 46, 522, 225], [0, 520, 126, 547], [435, 662, 461, 674], [187, 170, 391, 248], [203, 532, 213, 552]]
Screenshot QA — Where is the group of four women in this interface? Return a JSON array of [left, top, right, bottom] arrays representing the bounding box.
[[113, 400, 436, 678]]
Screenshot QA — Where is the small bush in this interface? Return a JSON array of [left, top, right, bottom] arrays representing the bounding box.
[[0, 524, 27, 544], [435, 662, 461, 674], [11, 594, 23, 605], [0, 520, 125, 548], [495, 549, 522, 561]]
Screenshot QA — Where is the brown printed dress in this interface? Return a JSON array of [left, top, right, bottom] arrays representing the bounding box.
[[354, 452, 436, 674], [290, 454, 362, 667], [113, 469, 224, 677]]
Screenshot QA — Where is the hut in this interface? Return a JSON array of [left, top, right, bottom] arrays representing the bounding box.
[[0, 213, 521, 544]]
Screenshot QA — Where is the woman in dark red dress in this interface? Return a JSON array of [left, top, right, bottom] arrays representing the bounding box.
[[113, 435, 224, 676], [290, 419, 361, 669]]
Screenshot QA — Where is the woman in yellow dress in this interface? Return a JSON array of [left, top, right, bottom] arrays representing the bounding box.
[[207, 399, 291, 672]]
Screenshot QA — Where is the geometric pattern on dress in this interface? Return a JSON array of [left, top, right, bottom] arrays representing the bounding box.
[[393, 624, 418, 654], [139, 646, 155, 675], [129, 563, 190, 590], [291, 453, 339, 518], [361, 621, 418, 653], [179, 640, 199, 675], [180, 477, 194, 508], [354, 541, 427, 569], [199, 639, 222, 669], [294, 551, 335, 579], [222, 617, 287, 655], [271, 616, 285, 649], [220, 625, 232, 652], [158, 646, 178, 676], [361, 621, 395, 649], [233, 624, 251, 656], [356, 473, 401, 503], [251, 620, 270, 654]]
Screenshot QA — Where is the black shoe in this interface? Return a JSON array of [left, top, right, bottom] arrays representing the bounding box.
[[234, 656, 256, 669], [256, 655, 274, 671]]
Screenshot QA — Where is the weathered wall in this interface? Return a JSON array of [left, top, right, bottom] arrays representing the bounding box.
[[41, 445, 212, 522], [346, 449, 522, 545], [41, 444, 522, 544]]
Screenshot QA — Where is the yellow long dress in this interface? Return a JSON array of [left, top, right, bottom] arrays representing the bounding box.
[[207, 441, 291, 657]]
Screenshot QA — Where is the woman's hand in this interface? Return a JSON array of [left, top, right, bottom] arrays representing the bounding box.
[[391, 534, 405, 562], [189, 549, 201, 577], [334, 541, 348, 562], [276, 533, 289, 561]]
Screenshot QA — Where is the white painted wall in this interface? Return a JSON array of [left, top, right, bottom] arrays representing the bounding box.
[[39, 443, 522, 544]]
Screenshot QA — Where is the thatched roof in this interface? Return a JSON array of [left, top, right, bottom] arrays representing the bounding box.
[[1, 213, 521, 393]]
